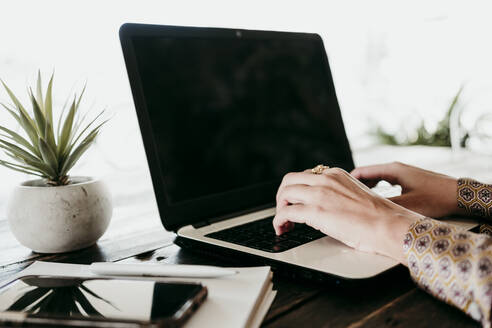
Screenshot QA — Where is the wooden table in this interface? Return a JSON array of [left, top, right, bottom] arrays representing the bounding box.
[[1, 146, 489, 327], [0, 220, 480, 327]]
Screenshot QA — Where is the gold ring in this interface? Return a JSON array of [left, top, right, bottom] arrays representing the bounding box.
[[311, 164, 330, 174]]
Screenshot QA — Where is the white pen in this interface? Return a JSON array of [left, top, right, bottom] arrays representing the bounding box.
[[89, 262, 238, 278]]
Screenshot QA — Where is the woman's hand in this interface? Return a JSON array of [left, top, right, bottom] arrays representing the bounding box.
[[351, 162, 461, 218], [273, 167, 423, 264]]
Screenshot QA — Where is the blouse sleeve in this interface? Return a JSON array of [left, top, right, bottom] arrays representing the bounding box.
[[403, 178, 492, 327], [458, 178, 492, 218]]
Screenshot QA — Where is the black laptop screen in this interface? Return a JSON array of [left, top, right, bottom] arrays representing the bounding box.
[[127, 28, 353, 225]]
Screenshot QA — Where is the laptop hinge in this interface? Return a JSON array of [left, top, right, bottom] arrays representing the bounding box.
[[191, 202, 274, 229]]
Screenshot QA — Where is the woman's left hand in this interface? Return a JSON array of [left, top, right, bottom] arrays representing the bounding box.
[[273, 167, 423, 264]]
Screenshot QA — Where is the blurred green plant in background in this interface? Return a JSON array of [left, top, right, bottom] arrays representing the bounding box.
[[373, 87, 468, 147]]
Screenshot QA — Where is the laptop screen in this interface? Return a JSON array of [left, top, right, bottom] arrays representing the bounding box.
[[122, 25, 354, 229]]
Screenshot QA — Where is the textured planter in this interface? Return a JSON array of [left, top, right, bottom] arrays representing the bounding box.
[[7, 177, 112, 253]]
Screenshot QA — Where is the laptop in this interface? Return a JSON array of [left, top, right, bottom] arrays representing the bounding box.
[[118, 23, 409, 280]]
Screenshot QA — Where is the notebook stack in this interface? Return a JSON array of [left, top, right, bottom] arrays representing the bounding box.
[[0, 261, 276, 328]]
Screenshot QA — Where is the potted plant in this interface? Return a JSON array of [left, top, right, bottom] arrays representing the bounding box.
[[0, 72, 112, 253]]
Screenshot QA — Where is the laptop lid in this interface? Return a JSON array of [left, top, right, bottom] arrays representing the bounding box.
[[119, 23, 354, 232]]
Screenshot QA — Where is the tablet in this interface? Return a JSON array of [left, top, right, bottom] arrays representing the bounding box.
[[0, 276, 207, 327]]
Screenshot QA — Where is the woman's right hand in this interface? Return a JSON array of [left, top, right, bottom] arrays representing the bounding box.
[[351, 162, 463, 218]]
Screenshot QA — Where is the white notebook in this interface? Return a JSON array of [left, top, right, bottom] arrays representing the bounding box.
[[0, 261, 276, 328]]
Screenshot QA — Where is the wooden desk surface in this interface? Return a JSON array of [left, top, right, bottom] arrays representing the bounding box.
[[0, 145, 489, 327], [0, 221, 480, 328]]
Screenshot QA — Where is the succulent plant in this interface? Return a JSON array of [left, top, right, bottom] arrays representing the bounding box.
[[0, 72, 106, 186]]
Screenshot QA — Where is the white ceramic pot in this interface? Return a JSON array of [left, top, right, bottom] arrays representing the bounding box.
[[7, 177, 112, 253]]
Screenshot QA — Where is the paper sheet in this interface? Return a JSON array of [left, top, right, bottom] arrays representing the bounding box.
[[0, 261, 275, 328], [249, 289, 277, 328]]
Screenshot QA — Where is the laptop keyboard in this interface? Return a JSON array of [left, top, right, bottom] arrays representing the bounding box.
[[205, 216, 325, 253]]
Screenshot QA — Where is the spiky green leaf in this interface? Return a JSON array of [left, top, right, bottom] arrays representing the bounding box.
[[61, 120, 106, 170], [17, 108, 40, 149], [76, 84, 86, 110], [444, 86, 464, 124], [66, 112, 106, 156], [0, 160, 43, 177], [0, 105, 42, 154], [0, 144, 54, 177], [0, 138, 40, 163], [57, 91, 74, 138], [0, 126, 39, 157], [20, 157, 56, 177], [1, 148, 54, 177], [44, 73, 54, 126], [45, 121, 56, 154], [57, 97, 77, 156], [60, 130, 98, 175], [68, 85, 87, 142], [36, 70, 44, 113], [30, 92, 46, 135], [0, 79, 36, 127], [1, 103, 21, 124], [39, 137, 58, 172], [1, 153, 44, 173], [4, 151, 49, 176]]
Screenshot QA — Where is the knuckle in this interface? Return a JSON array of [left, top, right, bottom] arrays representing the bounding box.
[[320, 174, 332, 184], [279, 173, 290, 185], [275, 187, 282, 198], [276, 189, 286, 202], [331, 167, 344, 174], [284, 172, 296, 180], [313, 205, 324, 216]]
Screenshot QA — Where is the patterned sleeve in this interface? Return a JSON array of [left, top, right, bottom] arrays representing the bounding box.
[[458, 178, 492, 218], [404, 218, 492, 327], [403, 178, 492, 327], [458, 177, 492, 235]]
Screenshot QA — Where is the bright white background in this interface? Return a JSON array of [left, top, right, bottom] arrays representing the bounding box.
[[0, 0, 491, 215]]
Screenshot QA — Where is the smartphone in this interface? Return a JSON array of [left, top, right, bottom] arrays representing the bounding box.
[[0, 276, 207, 327]]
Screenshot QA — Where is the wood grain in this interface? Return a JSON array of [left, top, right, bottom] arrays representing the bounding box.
[[262, 266, 416, 328], [348, 288, 480, 328]]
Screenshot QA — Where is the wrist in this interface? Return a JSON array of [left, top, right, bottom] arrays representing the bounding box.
[[441, 176, 464, 217], [381, 207, 422, 265]]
